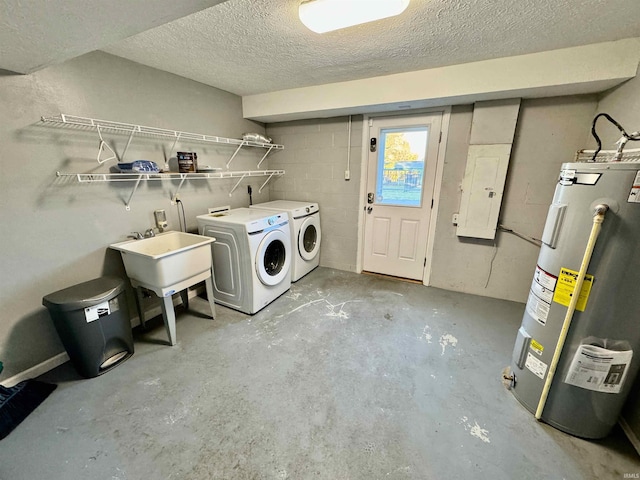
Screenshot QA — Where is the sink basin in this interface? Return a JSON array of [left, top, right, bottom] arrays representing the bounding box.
[[110, 231, 215, 296]]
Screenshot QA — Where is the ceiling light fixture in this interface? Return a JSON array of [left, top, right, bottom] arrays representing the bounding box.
[[299, 0, 410, 34]]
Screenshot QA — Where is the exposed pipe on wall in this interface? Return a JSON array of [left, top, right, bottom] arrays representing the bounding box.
[[535, 204, 609, 420]]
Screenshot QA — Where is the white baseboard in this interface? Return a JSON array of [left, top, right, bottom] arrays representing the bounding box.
[[1, 286, 206, 387], [1, 352, 69, 388]]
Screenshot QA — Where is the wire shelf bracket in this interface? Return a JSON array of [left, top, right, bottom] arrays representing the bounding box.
[[125, 176, 144, 211], [226, 141, 248, 169], [259, 172, 276, 193], [228, 174, 248, 197], [257, 144, 275, 168], [168, 134, 182, 163], [170, 175, 188, 205]]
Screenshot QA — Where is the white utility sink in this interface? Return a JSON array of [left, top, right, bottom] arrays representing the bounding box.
[[110, 231, 216, 346], [110, 231, 214, 297]]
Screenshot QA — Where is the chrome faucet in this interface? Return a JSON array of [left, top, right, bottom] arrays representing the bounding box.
[[127, 229, 155, 240]]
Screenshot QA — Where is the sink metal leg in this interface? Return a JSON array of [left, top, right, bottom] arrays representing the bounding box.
[[159, 295, 177, 346], [179, 289, 189, 311], [134, 287, 146, 329], [138, 270, 216, 346], [205, 273, 216, 319]]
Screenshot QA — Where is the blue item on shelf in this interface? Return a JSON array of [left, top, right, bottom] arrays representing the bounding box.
[[116, 160, 160, 173]]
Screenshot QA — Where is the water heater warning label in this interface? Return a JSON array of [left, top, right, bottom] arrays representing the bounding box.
[[627, 171, 640, 203], [526, 293, 550, 326], [525, 352, 547, 379], [525, 265, 557, 325], [565, 344, 633, 394], [530, 339, 544, 356], [553, 267, 594, 311], [533, 265, 557, 291]]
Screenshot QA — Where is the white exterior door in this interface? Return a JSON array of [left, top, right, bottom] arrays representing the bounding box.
[[362, 113, 442, 280]]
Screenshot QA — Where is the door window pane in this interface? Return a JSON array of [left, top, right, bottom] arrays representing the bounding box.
[[376, 127, 428, 207]]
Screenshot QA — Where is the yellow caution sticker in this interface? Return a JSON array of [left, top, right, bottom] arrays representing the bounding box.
[[530, 339, 544, 356], [552, 267, 594, 311]]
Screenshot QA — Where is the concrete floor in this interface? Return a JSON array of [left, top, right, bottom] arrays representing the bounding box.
[[1, 267, 638, 479]]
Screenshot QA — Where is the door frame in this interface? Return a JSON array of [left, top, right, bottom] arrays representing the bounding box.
[[356, 107, 451, 286]]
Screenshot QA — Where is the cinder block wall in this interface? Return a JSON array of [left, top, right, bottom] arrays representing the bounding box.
[[430, 97, 598, 302], [266, 117, 363, 272], [267, 99, 597, 302]]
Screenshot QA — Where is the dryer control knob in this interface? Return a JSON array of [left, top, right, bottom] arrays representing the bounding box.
[[268, 217, 275, 225], [306, 207, 310, 212]]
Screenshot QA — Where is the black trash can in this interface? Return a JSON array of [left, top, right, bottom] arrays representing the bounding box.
[[43, 276, 134, 378]]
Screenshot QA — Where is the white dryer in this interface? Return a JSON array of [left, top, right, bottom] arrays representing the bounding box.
[[196, 208, 291, 314], [250, 200, 321, 282]]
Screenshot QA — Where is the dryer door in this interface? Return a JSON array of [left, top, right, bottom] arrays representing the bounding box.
[[298, 215, 321, 261], [256, 229, 291, 286]]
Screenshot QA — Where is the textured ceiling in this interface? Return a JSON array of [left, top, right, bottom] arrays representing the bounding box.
[[0, 0, 227, 73], [3, 0, 640, 97], [103, 0, 640, 96]]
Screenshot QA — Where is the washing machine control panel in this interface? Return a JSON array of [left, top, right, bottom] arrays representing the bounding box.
[[256, 213, 287, 231]]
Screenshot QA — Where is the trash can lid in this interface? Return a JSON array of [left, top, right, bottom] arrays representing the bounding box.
[[42, 276, 125, 311]]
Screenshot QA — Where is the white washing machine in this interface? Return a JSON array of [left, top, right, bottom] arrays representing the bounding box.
[[196, 208, 291, 314], [250, 200, 321, 282]]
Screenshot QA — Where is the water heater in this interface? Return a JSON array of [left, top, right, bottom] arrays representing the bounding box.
[[510, 159, 640, 438]]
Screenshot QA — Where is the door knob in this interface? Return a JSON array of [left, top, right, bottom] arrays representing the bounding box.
[[367, 206, 373, 214]]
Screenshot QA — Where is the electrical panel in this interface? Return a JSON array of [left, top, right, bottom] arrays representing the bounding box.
[[456, 144, 512, 239]]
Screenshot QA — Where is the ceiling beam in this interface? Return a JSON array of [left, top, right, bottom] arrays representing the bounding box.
[[243, 38, 640, 123]]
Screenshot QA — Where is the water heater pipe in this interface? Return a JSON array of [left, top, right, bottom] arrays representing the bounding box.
[[535, 204, 609, 420]]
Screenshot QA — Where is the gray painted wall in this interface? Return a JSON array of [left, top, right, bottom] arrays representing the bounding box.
[[0, 51, 268, 380], [268, 97, 598, 304], [0, 47, 623, 383], [596, 74, 640, 146], [266, 117, 363, 272], [596, 74, 640, 450], [431, 97, 598, 302]]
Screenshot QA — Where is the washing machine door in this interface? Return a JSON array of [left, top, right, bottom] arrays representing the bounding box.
[[298, 215, 321, 261], [256, 229, 291, 286]]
